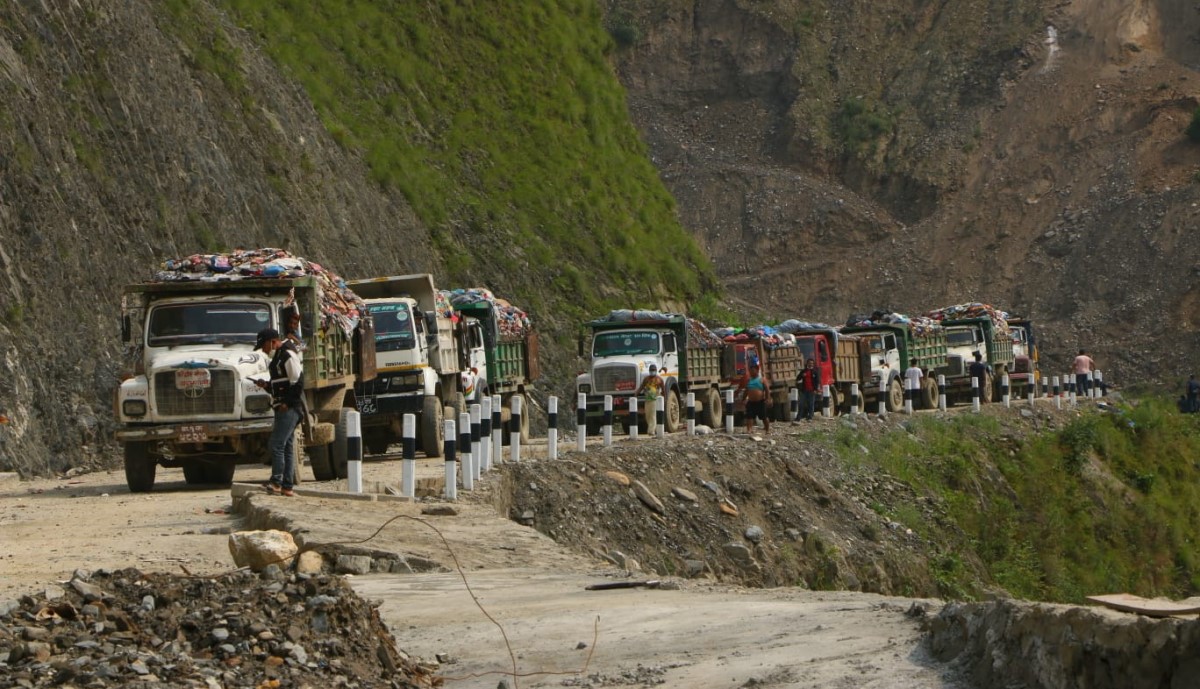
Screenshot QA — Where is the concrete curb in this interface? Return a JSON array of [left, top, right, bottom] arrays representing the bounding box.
[[230, 482, 412, 503]]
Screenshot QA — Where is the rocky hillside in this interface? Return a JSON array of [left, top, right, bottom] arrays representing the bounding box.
[[609, 0, 1200, 384]]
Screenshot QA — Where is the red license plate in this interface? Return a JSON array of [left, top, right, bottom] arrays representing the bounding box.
[[175, 369, 211, 390], [614, 380, 635, 391]]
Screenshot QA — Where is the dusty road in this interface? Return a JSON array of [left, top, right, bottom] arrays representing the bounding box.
[[0, 450, 968, 688]]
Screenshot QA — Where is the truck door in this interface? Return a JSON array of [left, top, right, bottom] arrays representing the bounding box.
[[662, 331, 680, 380], [884, 334, 901, 375], [816, 337, 831, 385], [467, 321, 487, 384]]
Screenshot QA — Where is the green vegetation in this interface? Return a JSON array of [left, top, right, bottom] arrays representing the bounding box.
[[835, 400, 1200, 603], [835, 98, 894, 154], [157, 0, 716, 321]]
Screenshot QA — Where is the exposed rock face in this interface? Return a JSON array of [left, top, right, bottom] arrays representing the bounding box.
[[611, 0, 1200, 385], [928, 598, 1200, 689]]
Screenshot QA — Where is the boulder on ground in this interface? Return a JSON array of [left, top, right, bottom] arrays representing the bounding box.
[[228, 530, 298, 571]]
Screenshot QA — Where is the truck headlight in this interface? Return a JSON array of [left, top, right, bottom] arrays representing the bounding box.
[[122, 399, 147, 417], [245, 395, 274, 415], [579, 383, 591, 394]]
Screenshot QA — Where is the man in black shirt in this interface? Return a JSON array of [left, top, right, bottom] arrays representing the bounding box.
[[254, 327, 303, 496], [968, 352, 988, 399]]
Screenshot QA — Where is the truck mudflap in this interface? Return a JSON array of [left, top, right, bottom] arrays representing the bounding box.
[[115, 419, 274, 443]]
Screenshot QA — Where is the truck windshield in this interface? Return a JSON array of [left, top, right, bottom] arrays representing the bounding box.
[[368, 303, 416, 351], [593, 331, 660, 357], [946, 329, 976, 346], [147, 302, 271, 346], [863, 336, 884, 354]]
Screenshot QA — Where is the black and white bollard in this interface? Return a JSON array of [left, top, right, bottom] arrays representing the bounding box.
[[509, 395, 522, 463], [346, 410, 363, 494], [1042, 376, 1049, 399], [822, 384, 832, 418], [850, 383, 860, 416], [603, 395, 613, 447], [1095, 370, 1104, 396], [1069, 374, 1077, 406], [576, 393, 587, 453], [686, 392, 696, 436], [491, 395, 503, 465], [725, 389, 734, 434], [628, 397, 639, 441], [656, 396, 665, 439], [481, 397, 492, 471], [937, 374, 947, 411], [1086, 371, 1095, 399], [401, 413, 416, 498], [470, 404, 482, 481], [1027, 378, 1035, 407], [443, 419, 457, 501], [903, 377, 914, 415], [1052, 376, 1062, 410], [972, 377, 981, 413], [1001, 373, 1010, 409], [789, 388, 799, 422], [459, 412, 473, 491], [547, 396, 559, 460], [878, 377, 887, 417]]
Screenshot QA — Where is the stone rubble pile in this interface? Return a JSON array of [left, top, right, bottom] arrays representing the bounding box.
[[0, 567, 437, 688]]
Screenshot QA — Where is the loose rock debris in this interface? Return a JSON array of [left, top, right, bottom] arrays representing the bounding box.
[[0, 568, 438, 688]]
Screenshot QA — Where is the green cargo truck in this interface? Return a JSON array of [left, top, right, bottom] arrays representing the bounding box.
[[841, 321, 948, 411], [115, 265, 375, 491]]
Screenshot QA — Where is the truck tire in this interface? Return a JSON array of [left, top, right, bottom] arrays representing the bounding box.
[[124, 442, 157, 493], [452, 391, 467, 423], [703, 388, 723, 428], [502, 393, 532, 445], [982, 370, 995, 404], [827, 387, 840, 417], [843, 386, 866, 415], [885, 377, 904, 412], [421, 395, 444, 458], [308, 444, 336, 481], [664, 388, 682, 433], [920, 377, 939, 409], [585, 417, 603, 436], [332, 407, 352, 479]]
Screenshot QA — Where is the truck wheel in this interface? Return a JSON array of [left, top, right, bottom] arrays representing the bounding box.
[[920, 378, 939, 409], [210, 461, 236, 485], [703, 388, 723, 428], [452, 392, 467, 422], [182, 461, 208, 485], [501, 393, 532, 445], [827, 387, 840, 417], [885, 377, 904, 412], [664, 388, 682, 433], [421, 395, 444, 458], [585, 417, 603, 436], [982, 371, 995, 404], [308, 444, 336, 481], [124, 442, 157, 493], [332, 407, 352, 479], [843, 387, 866, 415]]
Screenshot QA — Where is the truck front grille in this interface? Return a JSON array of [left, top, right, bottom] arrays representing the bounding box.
[[594, 364, 638, 394], [153, 370, 236, 416], [938, 356, 966, 378]]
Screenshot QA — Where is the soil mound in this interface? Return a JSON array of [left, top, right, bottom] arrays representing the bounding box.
[[0, 567, 437, 688]]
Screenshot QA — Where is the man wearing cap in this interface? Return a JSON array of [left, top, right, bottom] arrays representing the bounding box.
[[254, 327, 303, 496]]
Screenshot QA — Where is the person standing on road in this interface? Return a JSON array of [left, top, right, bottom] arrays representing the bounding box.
[[904, 359, 924, 409], [968, 352, 988, 398], [739, 363, 771, 433], [254, 327, 303, 497], [1073, 349, 1095, 397], [795, 359, 820, 420], [637, 364, 665, 432]]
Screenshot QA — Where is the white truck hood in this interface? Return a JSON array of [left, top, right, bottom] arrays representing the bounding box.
[[145, 346, 268, 378]]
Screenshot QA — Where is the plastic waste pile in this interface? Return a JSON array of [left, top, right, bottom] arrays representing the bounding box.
[[150, 248, 365, 337], [924, 302, 1010, 332], [594, 310, 725, 349], [713, 325, 796, 349], [845, 310, 941, 337], [775, 319, 835, 334], [442, 288, 533, 338]]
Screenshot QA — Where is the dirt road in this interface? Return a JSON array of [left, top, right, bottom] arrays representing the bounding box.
[[0, 453, 968, 688]]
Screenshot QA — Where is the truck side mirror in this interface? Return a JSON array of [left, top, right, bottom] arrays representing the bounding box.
[[121, 315, 131, 343], [577, 335, 584, 358]]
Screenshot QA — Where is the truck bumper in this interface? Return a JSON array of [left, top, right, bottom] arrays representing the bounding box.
[[116, 419, 275, 443], [357, 393, 424, 423]]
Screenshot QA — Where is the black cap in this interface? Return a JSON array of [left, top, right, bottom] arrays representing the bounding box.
[[255, 328, 281, 351]]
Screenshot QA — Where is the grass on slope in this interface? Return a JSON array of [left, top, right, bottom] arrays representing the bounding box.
[[834, 398, 1200, 603], [164, 0, 714, 320]]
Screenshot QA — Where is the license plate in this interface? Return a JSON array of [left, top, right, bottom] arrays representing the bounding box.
[[613, 397, 626, 407], [175, 369, 211, 390], [178, 424, 208, 443], [614, 380, 636, 391], [357, 396, 378, 415]]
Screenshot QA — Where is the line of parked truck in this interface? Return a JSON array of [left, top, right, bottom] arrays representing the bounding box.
[[112, 249, 1037, 491]]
